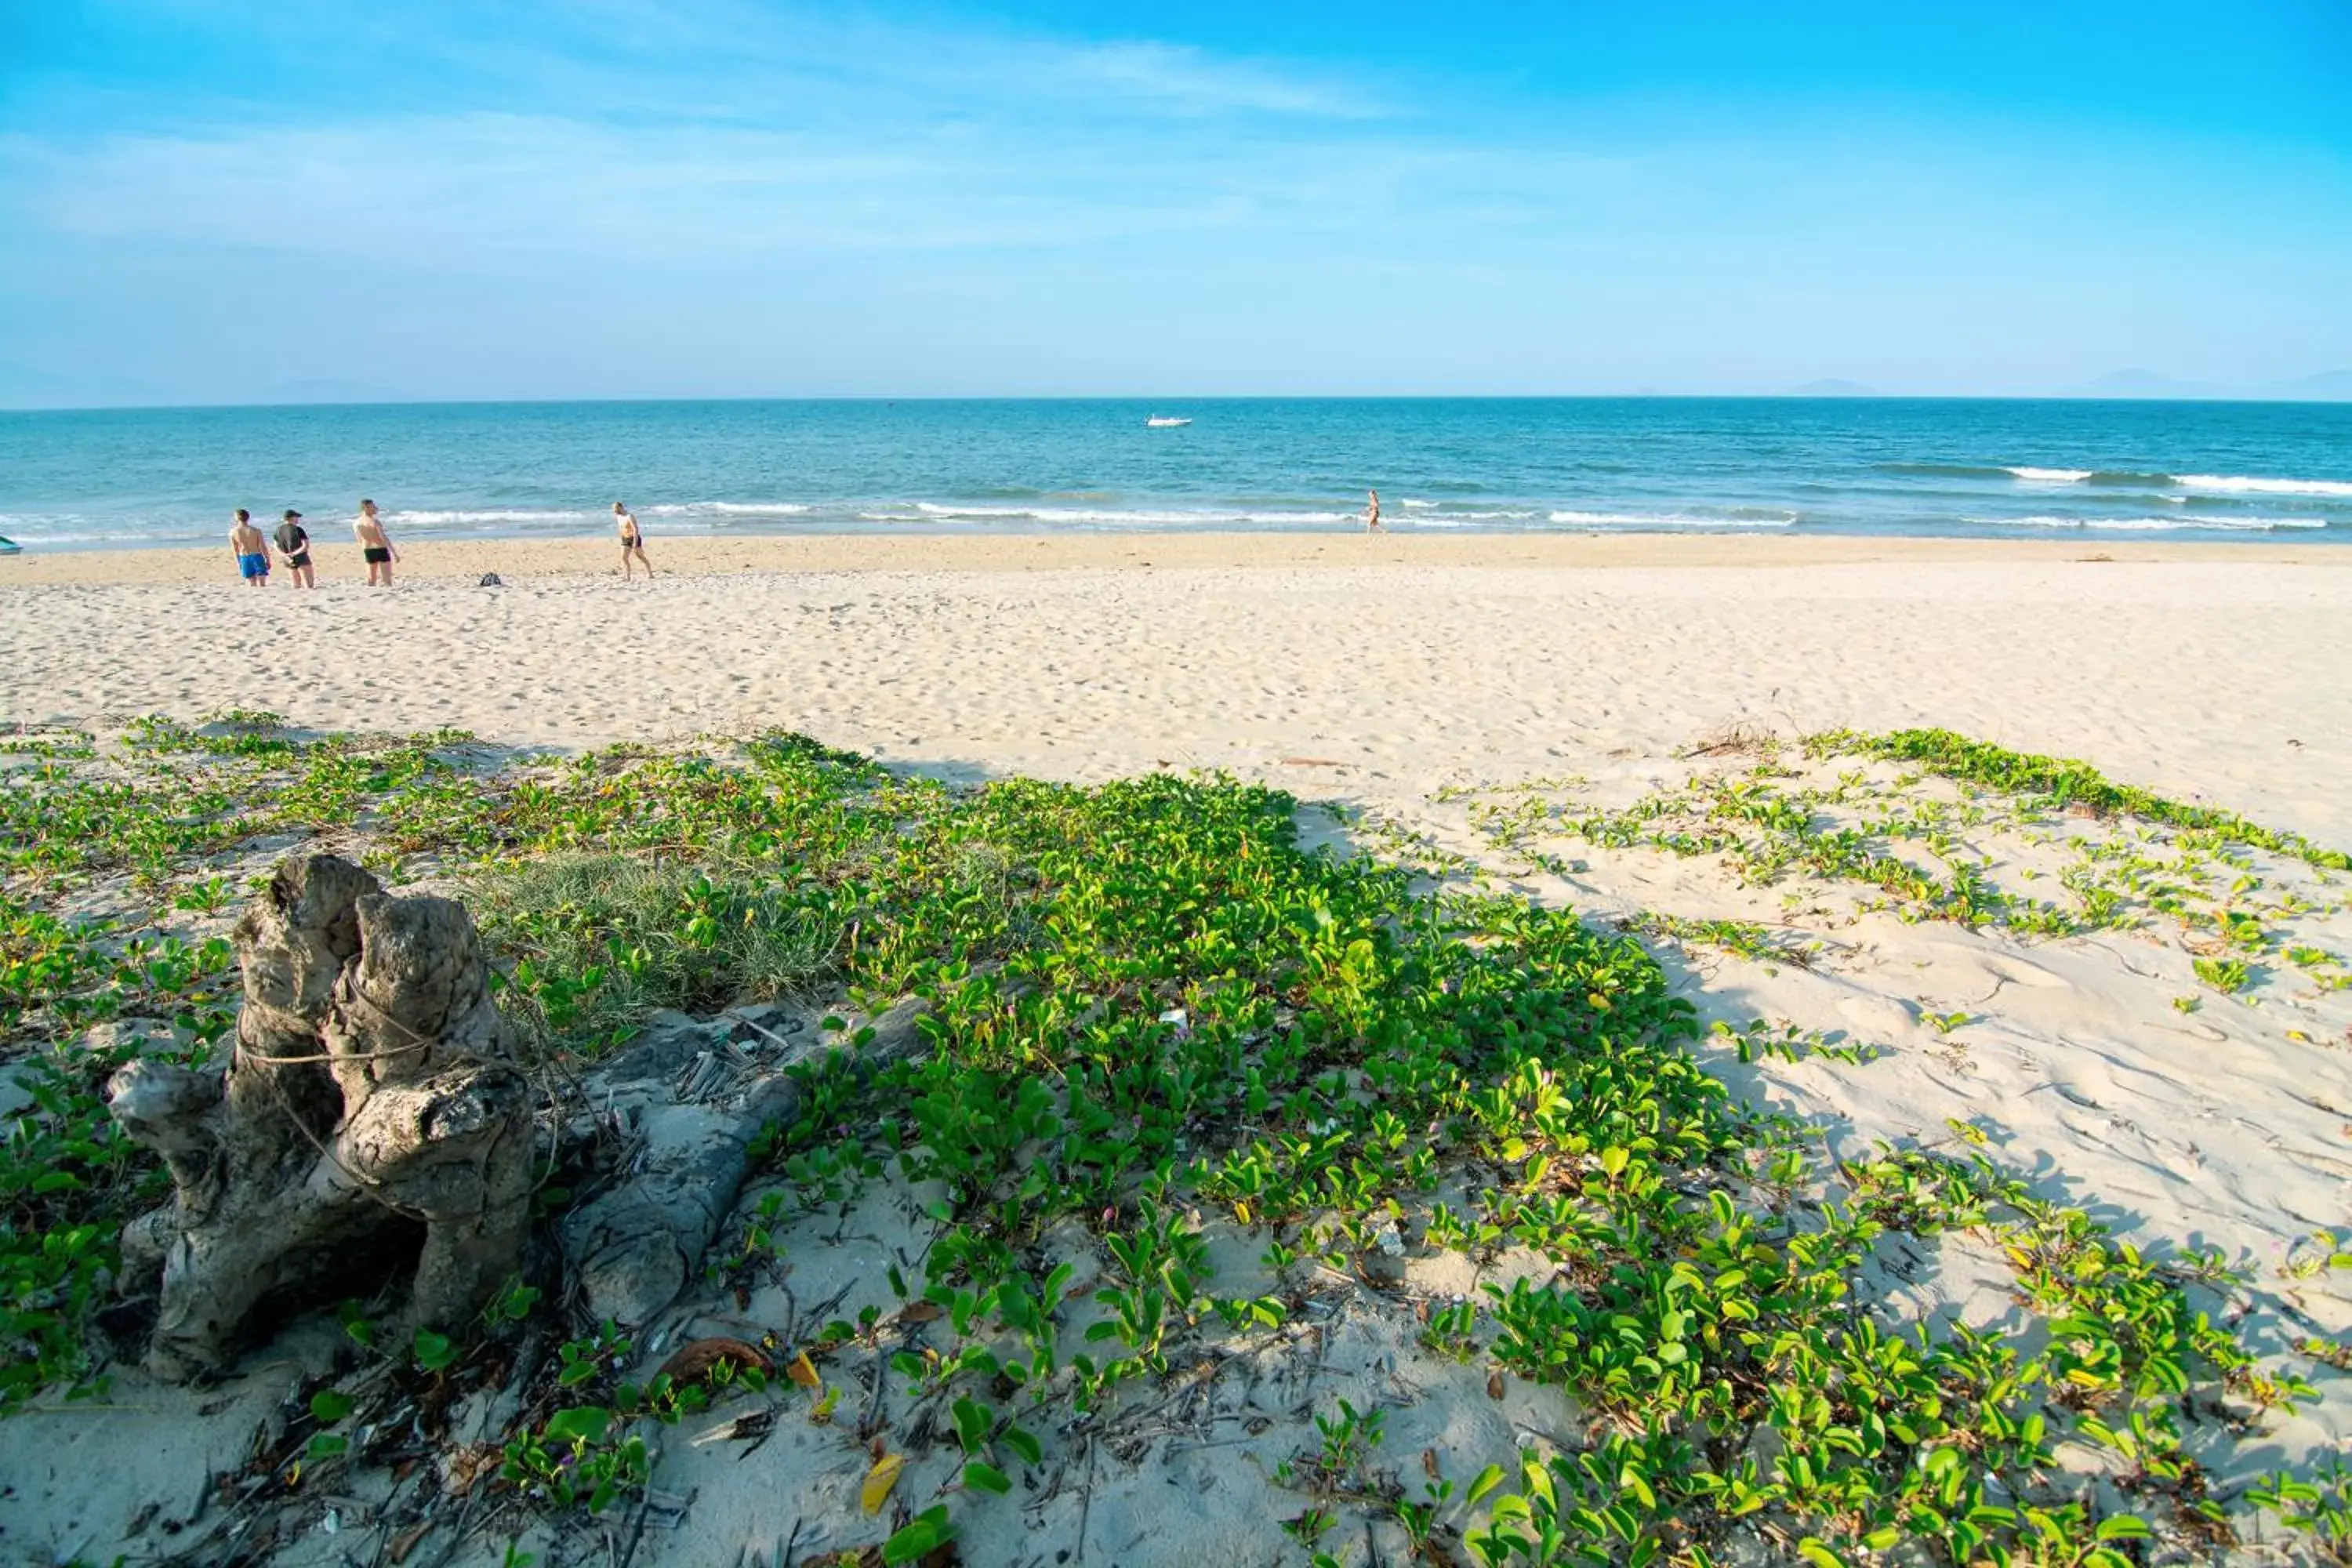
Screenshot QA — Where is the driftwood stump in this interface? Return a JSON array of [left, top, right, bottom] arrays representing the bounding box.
[[109, 855, 532, 1381]]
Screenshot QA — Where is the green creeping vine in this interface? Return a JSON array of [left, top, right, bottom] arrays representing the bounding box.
[[1813, 728, 2352, 873], [1452, 730, 2352, 1014], [1, 720, 2340, 1566]]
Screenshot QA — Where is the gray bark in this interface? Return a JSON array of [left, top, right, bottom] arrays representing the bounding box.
[[109, 855, 532, 1381]]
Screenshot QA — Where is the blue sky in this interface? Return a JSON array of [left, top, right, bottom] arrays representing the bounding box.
[[2, 0, 2347, 404]]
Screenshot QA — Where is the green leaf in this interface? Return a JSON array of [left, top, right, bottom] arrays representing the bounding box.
[[2096, 1515, 2152, 1541], [1466, 1463, 1508, 1507], [882, 1506, 956, 1565], [543, 1406, 614, 1445], [305, 1432, 349, 1461], [309, 1388, 354, 1423], [412, 1327, 459, 1372], [1797, 1539, 1845, 1568], [964, 1460, 1012, 1494]]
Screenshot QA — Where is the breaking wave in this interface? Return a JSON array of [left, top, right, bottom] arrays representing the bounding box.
[[1548, 509, 1798, 529], [1970, 514, 2328, 532], [641, 500, 812, 517]]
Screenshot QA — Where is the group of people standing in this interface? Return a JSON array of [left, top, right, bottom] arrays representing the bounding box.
[[230, 500, 652, 586], [230, 500, 401, 588]]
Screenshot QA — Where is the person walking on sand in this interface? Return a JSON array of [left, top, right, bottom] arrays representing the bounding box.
[[615, 501, 652, 580], [355, 499, 398, 586], [1364, 488, 1382, 532], [274, 509, 317, 588], [230, 509, 270, 587]]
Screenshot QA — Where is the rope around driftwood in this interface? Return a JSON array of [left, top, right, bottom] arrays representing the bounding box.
[[236, 989, 515, 1225]]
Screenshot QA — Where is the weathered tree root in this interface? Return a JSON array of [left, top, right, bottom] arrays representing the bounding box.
[[109, 855, 532, 1381], [558, 996, 934, 1327]]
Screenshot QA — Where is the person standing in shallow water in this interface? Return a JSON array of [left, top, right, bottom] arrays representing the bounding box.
[[355, 499, 397, 586], [274, 509, 316, 588], [230, 510, 269, 587], [1364, 489, 1382, 532], [615, 501, 652, 580]]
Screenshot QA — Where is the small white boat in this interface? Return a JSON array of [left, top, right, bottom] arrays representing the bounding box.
[[1145, 416, 1191, 428], [0, 535, 19, 555]]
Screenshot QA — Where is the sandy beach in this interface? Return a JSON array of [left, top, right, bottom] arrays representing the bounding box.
[[6, 535, 2350, 837], [6, 529, 2349, 586], [4, 536, 2350, 1566]]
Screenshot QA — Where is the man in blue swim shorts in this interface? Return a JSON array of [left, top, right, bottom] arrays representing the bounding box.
[[230, 509, 270, 587]]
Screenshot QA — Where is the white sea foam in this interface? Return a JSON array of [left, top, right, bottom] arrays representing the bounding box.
[[1548, 510, 1798, 529], [2007, 466, 2094, 482], [2173, 474, 2352, 499], [1972, 514, 2327, 532], [0, 528, 116, 545], [641, 501, 811, 516], [1400, 499, 1438, 509], [387, 508, 595, 526], [913, 502, 1356, 525]]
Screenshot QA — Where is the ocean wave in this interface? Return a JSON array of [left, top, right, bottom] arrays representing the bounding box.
[[1548, 510, 1798, 529], [387, 508, 596, 525], [641, 500, 812, 516], [1970, 514, 2327, 532], [1875, 463, 2015, 479], [1888, 464, 2351, 495], [1404, 510, 1547, 528], [0, 529, 118, 546], [1389, 499, 1542, 520], [911, 502, 1357, 525], [2174, 474, 2352, 499]]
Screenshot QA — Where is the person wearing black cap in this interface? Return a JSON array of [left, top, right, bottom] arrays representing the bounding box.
[[274, 509, 316, 588]]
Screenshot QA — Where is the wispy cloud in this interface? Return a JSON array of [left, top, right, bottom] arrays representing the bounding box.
[[1, 2, 1418, 262]]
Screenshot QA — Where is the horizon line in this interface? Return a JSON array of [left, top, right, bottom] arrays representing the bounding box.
[[10, 390, 2352, 416]]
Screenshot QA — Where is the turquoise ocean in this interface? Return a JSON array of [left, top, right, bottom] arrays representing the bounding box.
[[2, 397, 2349, 550]]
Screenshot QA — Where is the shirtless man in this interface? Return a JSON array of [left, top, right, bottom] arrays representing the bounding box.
[[615, 501, 652, 580], [230, 509, 269, 587], [1364, 489, 1383, 532], [354, 499, 398, 586], [274, 509, 317, 588]]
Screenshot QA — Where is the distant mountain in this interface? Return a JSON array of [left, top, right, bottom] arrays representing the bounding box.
[[2263, 369, 2352, 401], [1784, 378, 1880, 397], [2057, 368, 2352, 401], [2062, 368, 2231, 400]]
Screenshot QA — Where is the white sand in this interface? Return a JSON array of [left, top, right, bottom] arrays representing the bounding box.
[[5, 545, 2350, 838], [4, 539, 2350, 1565]]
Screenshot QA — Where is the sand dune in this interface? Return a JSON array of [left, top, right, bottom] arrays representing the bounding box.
[[3, 540, 2350, 1564]]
